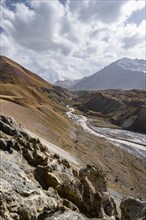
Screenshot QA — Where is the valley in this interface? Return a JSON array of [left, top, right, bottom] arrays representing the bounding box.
[[0, 55, 146, 219], [66, 106, 146, 163], [1, 0, 146, 217]]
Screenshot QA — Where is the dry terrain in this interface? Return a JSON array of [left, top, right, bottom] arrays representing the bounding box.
[[0, 55, 146, 204], [73, 90, 146, 134]]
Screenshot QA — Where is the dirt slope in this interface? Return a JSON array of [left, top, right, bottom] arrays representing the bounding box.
[[1, 56, 146, 202]]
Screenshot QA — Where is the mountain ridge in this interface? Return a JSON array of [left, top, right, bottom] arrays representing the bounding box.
[[0, 55, 72, 106], [0, 55, 53, 88], [115, 57, 146, 73], [56, 57, 146, 91]]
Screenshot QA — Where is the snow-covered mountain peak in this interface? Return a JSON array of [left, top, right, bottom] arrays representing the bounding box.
[[115, 57, 146, 73]]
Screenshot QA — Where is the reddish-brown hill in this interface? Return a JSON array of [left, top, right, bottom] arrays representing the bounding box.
[[0, 55, 74, 145], [0, 55, 72, 106], [0, 56, 52, 87]]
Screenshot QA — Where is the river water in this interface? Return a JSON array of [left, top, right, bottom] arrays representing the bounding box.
[[66, 106, 146, 164]]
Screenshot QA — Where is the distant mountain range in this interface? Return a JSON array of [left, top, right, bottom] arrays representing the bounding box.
[[55, 79, 81, 89], [55, 58, 146, 90]]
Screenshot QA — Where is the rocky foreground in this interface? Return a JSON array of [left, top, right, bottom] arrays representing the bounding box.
[[0, 115, 146, 220]]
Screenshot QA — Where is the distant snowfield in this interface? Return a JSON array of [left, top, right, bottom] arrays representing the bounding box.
[[66, 106, 146, 164], [116, 57, 146, 73]]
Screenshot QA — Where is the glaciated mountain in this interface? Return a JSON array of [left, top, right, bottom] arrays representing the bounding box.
[[71, 58, 146, 91], [116, 57, 146, 73]]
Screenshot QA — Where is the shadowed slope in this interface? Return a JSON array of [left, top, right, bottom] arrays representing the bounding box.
[[73, 90, 146, 134]]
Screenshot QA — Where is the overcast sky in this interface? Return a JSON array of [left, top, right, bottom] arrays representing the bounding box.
[[0, 0, 145, 82]]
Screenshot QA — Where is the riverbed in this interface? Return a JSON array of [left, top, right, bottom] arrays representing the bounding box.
[[66, 106, 146, 164]]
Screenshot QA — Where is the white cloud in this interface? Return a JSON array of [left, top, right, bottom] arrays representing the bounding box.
[[0, 0, 145, 83], [67, 0, 126, 24]]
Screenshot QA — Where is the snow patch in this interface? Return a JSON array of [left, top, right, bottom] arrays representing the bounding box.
[[116, 58, 146, 73]]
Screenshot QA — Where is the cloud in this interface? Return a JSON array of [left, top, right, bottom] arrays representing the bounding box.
[[122, 34, 143, 49], [8, 1, 64, 51], [0, 0, 145, 83], [67, 0, 126, 24]]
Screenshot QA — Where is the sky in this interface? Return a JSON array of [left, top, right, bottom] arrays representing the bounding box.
[[0, 0, 145, 83]]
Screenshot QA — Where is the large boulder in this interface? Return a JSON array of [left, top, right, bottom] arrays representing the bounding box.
[[79, 164, 107, 193], [102, 192, 118, 217], [34, 163, 118, 218], [120, 196, 146, 220], [0, 115, 22, 136]]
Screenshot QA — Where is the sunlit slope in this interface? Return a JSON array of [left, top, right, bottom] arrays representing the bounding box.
[[0, 56, 53, 87], [0, 55, 71, 104], [0, 55, 73, 145]]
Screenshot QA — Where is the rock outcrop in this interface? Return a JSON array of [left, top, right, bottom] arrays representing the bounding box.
[[0, 114, 145, 219], [120, 197, 146, 220]]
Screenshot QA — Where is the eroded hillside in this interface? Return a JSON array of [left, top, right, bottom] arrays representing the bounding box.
[[73, 90, 146, 134]]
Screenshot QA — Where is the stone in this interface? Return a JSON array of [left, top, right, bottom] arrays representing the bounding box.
[[102, 192, 118, 217], [120, 196, 146, 220], [0, 116, 21, 136], [61, 159, 70, 168], [79, 164, 107, 193], [62, 199, 79, 211], [34, 164, 118, 218]]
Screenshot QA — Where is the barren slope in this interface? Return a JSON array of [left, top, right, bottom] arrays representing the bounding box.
[[1, 56, 146, 202], [73, 90, 146, 134]]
